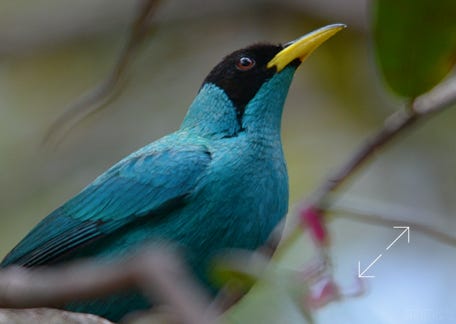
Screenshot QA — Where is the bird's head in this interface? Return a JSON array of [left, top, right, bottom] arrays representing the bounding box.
[[181, 24, 346, 138]]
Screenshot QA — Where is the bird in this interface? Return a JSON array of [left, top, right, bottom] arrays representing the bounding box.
[[1, 24, 345, 321]]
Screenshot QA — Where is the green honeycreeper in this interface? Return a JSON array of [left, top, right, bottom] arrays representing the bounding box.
[[1, 24, 345, 321]]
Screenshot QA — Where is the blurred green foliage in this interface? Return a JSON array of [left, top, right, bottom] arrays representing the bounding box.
[[373, 0, 456, 98]]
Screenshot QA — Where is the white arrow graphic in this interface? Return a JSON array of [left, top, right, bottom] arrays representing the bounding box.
[[358, 226, 410, 278], [358, 254, 383, 278], [386, 226, 410, 250]]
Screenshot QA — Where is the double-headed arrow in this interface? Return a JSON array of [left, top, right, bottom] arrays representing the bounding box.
[[358, 226, 410, 278]]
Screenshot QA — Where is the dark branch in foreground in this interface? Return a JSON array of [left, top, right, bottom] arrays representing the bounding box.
[[0, 308, 112, 324], [0, 247, 219, 324]]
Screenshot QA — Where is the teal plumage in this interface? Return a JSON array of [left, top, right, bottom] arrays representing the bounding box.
[[1, 23, 344, 321]]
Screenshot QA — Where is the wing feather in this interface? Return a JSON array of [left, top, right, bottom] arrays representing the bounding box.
[[1, 144, 211, 267]]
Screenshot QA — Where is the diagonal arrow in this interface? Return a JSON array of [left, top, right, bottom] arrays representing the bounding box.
[[358, 254, 383, 278], [357, 226, 411, 278], [386, 226, 410, 250]]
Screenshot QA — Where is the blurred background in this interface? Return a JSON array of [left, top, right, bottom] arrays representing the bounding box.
[[0, 0, 455, 323]]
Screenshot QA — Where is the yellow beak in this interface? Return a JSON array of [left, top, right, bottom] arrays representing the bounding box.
[[267, 23, 347, 72]]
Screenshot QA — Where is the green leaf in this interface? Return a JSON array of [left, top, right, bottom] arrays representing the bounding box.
[[373, 0, 456, 98], [210, 251, 268, 291], [211, 262, 259, 291]]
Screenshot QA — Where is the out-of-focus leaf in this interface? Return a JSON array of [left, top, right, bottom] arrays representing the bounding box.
[[373, 0, 456, 98], [211, 262, 259, 293], [210, 251, 269, 291], [211, 264, 259, 292]]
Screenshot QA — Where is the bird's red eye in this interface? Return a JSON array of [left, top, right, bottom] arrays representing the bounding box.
[[236, 57, 255, 71]]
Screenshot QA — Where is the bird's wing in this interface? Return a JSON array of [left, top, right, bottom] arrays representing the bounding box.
[[1, 144, 212, 267]]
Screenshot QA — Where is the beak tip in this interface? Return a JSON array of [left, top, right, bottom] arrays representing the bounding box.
[[324, 23, 348, 32], [335, 23, 348, 29], [268, 23, 347, 71]]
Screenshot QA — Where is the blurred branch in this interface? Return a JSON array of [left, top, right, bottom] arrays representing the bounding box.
[[328, 196, 456, 247], [269, 75, 456, 256], [0, 308, 112, 324], [307, 76, 456, 211], [44, 0, 161, 147], [303, 78, 456, 209], [0, 247, 219, 324]]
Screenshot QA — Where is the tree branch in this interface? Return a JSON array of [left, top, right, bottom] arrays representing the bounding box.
[[0, 247, 219, 324], [309, 76, 456, 210]]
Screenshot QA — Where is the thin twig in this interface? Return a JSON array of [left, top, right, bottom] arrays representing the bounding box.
[[44, 0, 161, 147], [327, 197, 456, 247], [0, 247, 219, 324]]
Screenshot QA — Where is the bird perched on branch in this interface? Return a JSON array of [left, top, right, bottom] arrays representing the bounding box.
[[1, 24, 345, 321]]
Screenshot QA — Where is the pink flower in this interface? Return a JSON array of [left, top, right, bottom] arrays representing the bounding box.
[[300, 206, 328, 246]]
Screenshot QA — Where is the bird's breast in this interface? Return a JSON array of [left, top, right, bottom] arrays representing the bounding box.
[[189, 135, 289, 252]]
